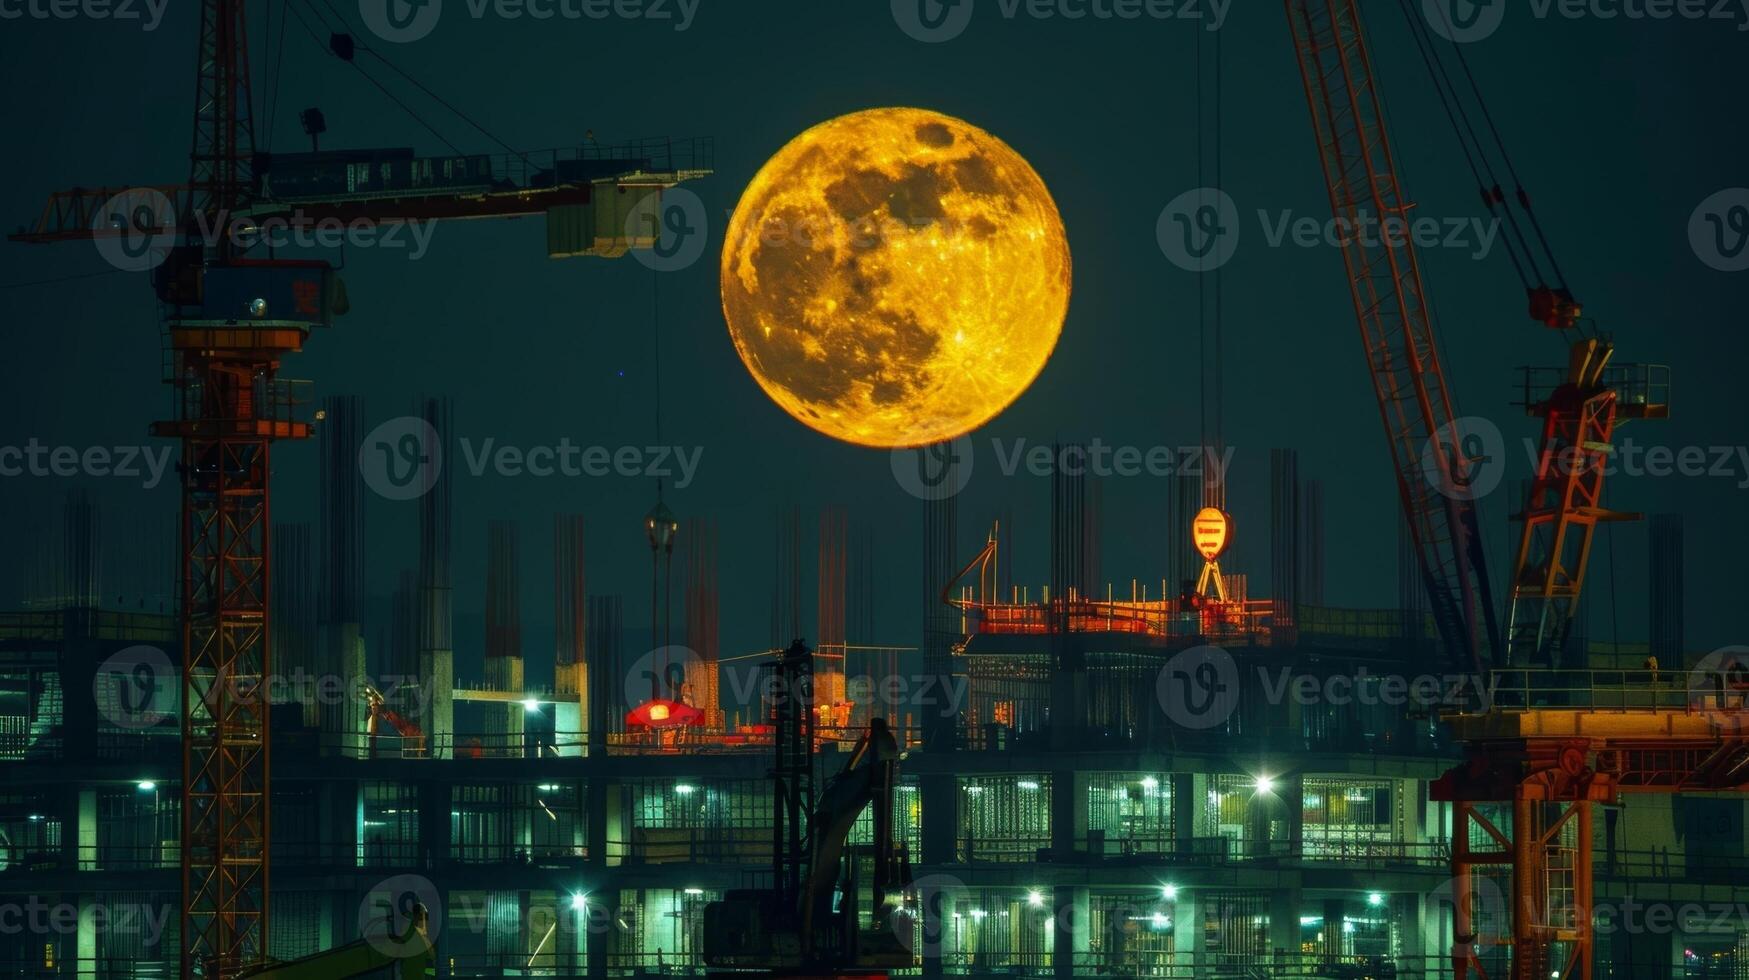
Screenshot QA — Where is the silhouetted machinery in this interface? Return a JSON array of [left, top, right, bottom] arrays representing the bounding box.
[[233, 903, 433, 979], [703, 641, 914, 978]]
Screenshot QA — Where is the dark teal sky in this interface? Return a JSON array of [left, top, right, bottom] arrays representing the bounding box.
[[2, 0, 1745, 676]]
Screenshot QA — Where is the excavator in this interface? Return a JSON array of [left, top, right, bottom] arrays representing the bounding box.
[[702, 640, 915, 978], [233, 902, 434, 979]]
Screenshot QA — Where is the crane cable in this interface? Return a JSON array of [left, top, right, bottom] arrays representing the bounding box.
[[1395, 0, 1589, 340], [281, 0, 465, 155], [307, 0, 535, 168], [265, 0, 290, 152], [286, 0, 465, 154], [1394, 0, 1546, 294]]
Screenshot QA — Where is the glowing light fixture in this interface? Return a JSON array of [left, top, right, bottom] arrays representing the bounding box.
[[1027, 891, 1044, 908], [1254, 775, 1276, 794], [1017, 780, 1041, 790], [137, 781, 157, 792], [676, 784, 696, 795], [625, 698, 704, 730], [684, 888, 705, 896], [570, 894, 588, 911], [521, 698, 540, 712], [1141, 776, 1158, 790], [1368, 892, 1385, 908], [1162, 884, 1178, 901]]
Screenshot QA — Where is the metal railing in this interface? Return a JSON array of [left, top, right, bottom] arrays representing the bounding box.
[[1453, 667, 1746, 715], [1516, 362, 1671, 417], [611, 830, 774, 865], [487, 136, 716, 187]]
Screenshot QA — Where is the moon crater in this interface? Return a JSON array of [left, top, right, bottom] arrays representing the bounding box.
[[721, 107, 1072, 448]]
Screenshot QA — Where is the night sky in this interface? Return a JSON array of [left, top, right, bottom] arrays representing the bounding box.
[[2, 0, 1745, 686]]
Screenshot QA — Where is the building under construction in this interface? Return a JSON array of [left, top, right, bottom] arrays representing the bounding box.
[[0, 435, 1739, 979]]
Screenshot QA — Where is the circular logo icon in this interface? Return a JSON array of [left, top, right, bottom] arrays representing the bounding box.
[[359, 0, 442, 42], [891, 436, 975, 501], [1421, 416, 1505, 502], [94, 644, 177, 729], [622, 644, 707, 709], [893, 873, 970, 957], [359, 416, 443, 501], [1423, 0, 1505, 43], [1689, 188, 1749, 273], [629, 187, 709, 272], [1688, 646, 1749, 730], [1158, 187, 1240, 273], [93, 188, 177, 273], [1429, 872, 1507, 956], [1157, 644, 1241, 730], [360, 874, 444, 958], [892, 0, 974, 42]]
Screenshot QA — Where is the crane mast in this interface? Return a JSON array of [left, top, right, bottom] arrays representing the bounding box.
[[1284, 0, 1500, 676], [165, 1, 284, 974]]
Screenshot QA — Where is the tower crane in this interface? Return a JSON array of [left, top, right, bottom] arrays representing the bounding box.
[[1283, 0, 1667, 676], [1280, 3, 1687, 979], [9, 1, 707, 975]]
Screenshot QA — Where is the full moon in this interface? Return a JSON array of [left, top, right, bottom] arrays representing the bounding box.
[[721, 107, 1071, 448]]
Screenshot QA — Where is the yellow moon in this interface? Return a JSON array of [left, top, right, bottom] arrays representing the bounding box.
[[721, 107, 1071, 448]]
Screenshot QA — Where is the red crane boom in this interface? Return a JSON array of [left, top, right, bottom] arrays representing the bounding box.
[[1284, 0, 1500, 676]]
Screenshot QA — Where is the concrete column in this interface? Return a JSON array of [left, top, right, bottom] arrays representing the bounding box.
[[1051, 769, 1086, 858], [416, 647, 454, 760], [1322, 898, 1348, 958], [1051, 885, 1089, 980], [587, 777, 610, 868], [322, 623, 368, 758], [1283, 774, 1305, 858], [325, 779, 361, 867], [920, 878, 957, 980], [1172, 773, 1198, 857], [1401, 892, 1428, 970], [1178, 887, 1203, 963], [584, 889, 613, 979], [76, 789, 96, 870], [554, 662, 584, 757], [920, 773, 957, 866], [556, 893, 584, 975], [417, 780, 448, 870], [485, 657, 525, 757], [1269, 886, 1298, 964], [1048, 662, 1088, 750], [77, 893, 97, 979]]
